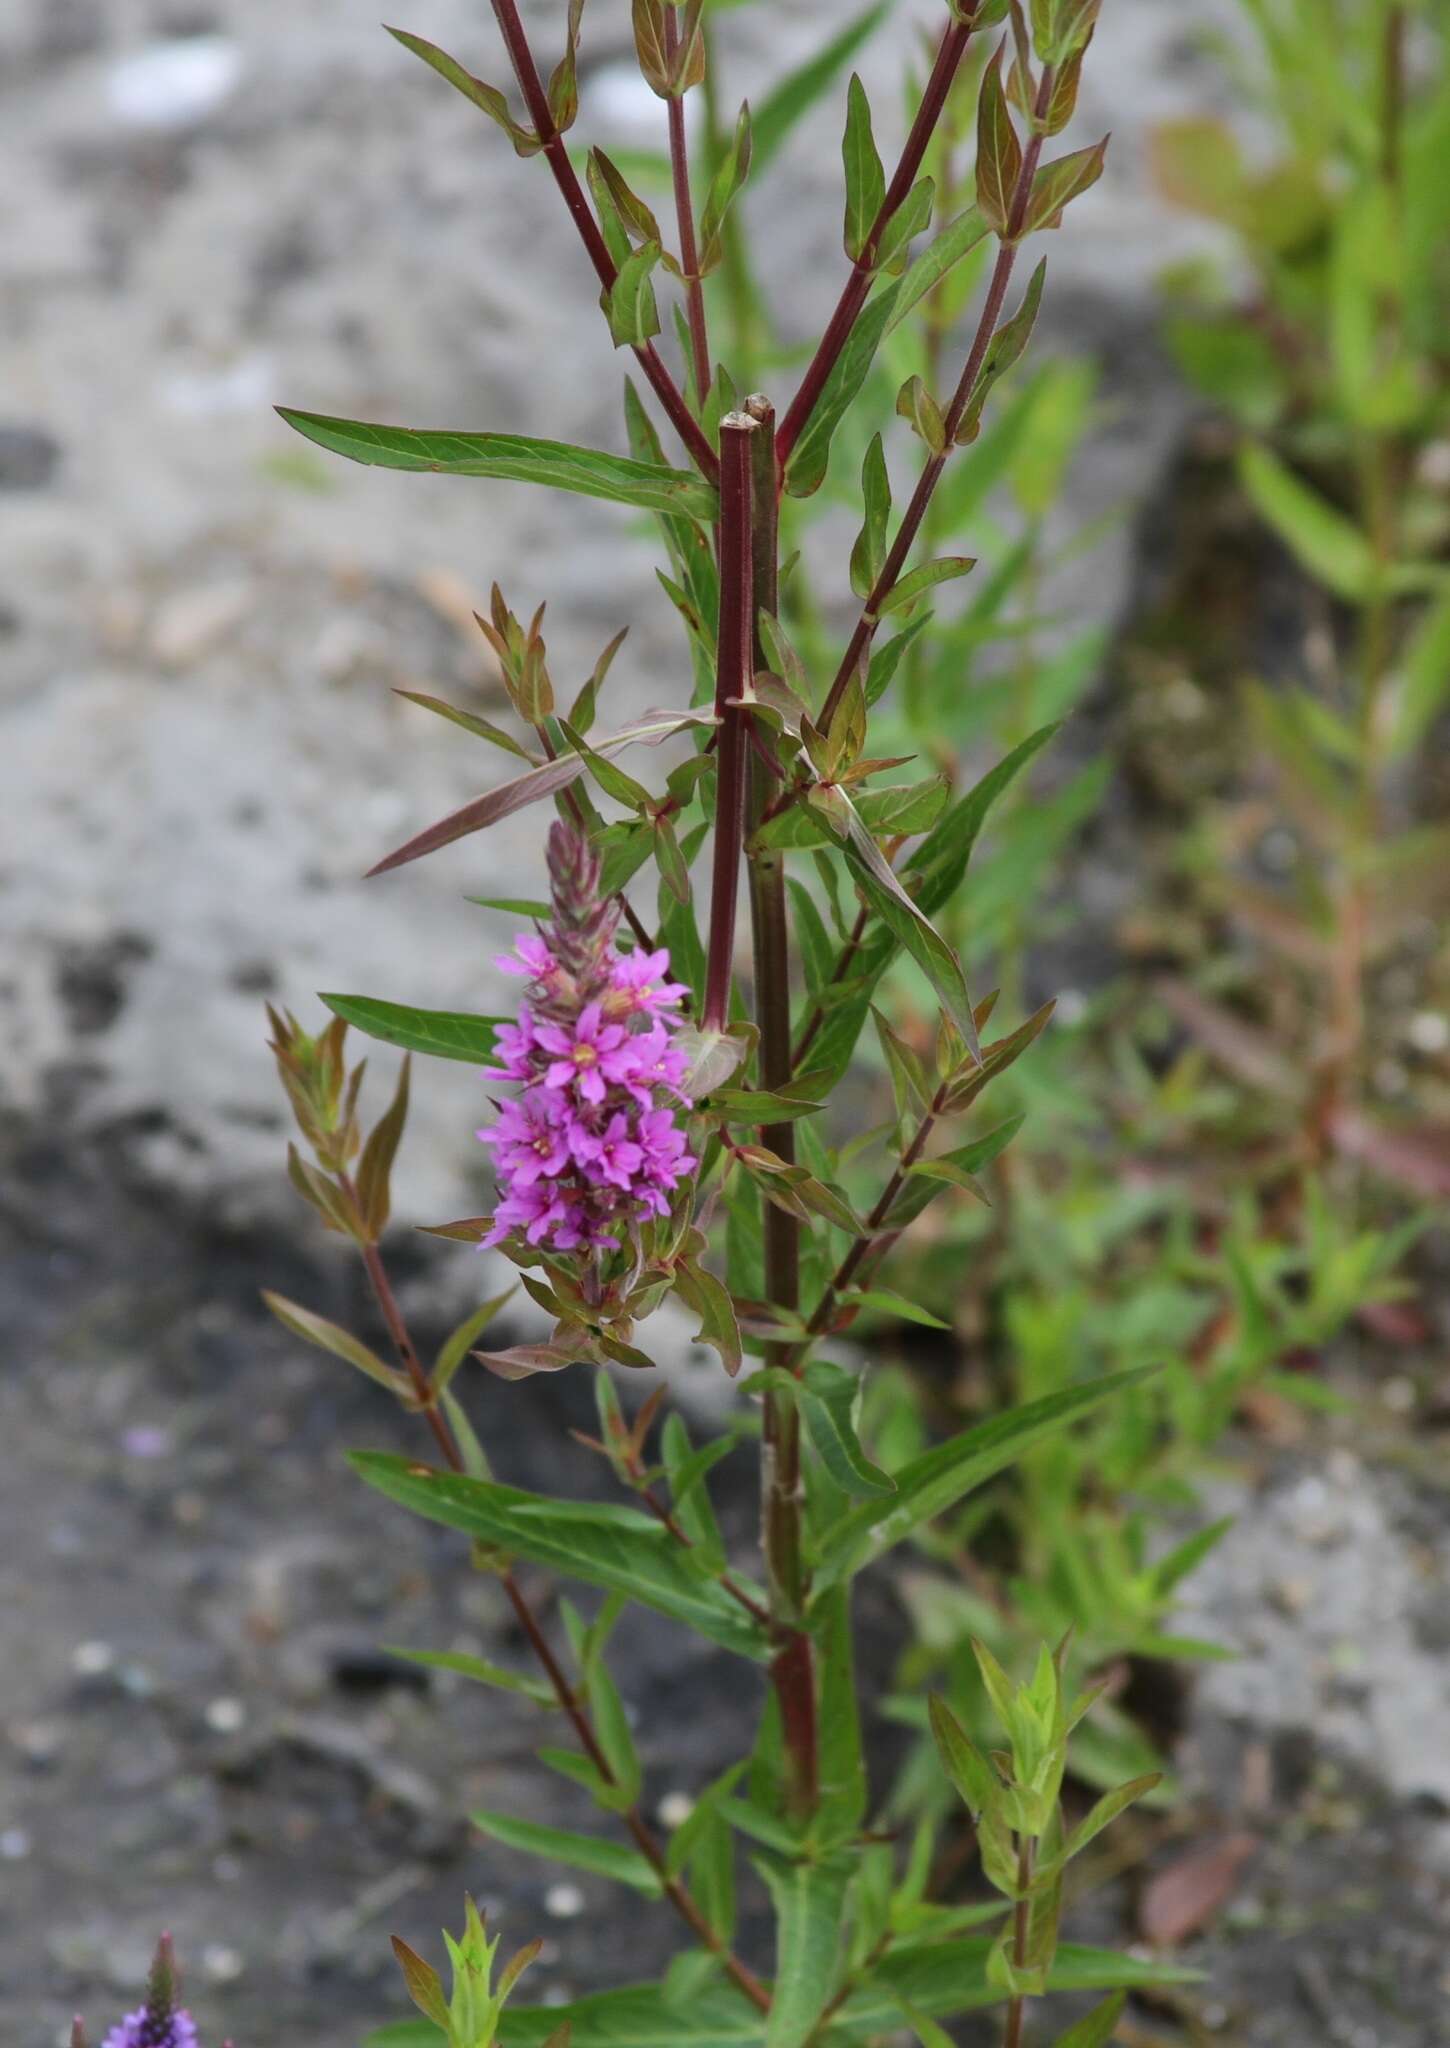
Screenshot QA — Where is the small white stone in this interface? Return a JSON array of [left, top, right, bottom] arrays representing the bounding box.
[[657, 1790, 694, 1830], [205, 1696, 246, 1734], [0, 1827, 31, 1860], [107, 38, 244, 130], [1408, 1010, 1449, 1055], [544, 1882, 585, 1919], [203, 1943, 245, 1983], [1054, 987, 1088, 1027], [71, 1641, 114, 1678], [1382, 1377, 1417, 1414]]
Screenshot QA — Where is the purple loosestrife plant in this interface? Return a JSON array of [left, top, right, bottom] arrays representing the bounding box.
[[261, 5, 1196, 2045], [77, 1937, 228, 2048]]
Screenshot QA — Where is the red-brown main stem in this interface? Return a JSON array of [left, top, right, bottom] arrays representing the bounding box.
[[702, 413, 758, 1032]]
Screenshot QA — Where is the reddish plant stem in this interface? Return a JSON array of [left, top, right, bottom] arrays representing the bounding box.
[[1002, 1835, 1036, 2048], [348, 1208, 769, 2012], [487, 0, 717, 479], [818, 63, 1058, 733], [663, 11, 713, 405], [775, 15, 976, 469], [702, 414, 758, 1031], [743, 394, 817, 1816]]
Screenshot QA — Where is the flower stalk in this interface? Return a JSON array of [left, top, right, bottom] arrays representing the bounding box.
[[701, 412, 759, 1033]]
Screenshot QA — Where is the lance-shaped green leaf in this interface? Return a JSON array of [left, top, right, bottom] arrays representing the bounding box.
[[365, 709, 715, 875], [395, 691, 535, 758], [320, 995, 504, 1065], [896, 375, 947, 454], [472, 1811, 662, 1896], [885, 1114, 1026, 1229], [844, 1287, 950, 1331], [357, 1053, 410, 1238], [607, 241, 665, 348], [760, 1854, 853, 2048], [929, 1695, 1000, 1819], [876, 556, 976, 618], [385, 1644, 555, 1706], [888, 205, 991, 334], [784, 282, 902, 498], [975, 48, 1022, 235], [673, 1258, 744, 1378], [751, 3, 888, 176], [816, 1587, 868, 1840], [851, 434, 892, 600], [262, 1292, 403, 1394], [699, 102, 753, 274], [1048, 1991, 1127, 2048], [1237, 441, 1375, 602], [386, 27, 539, 155], [833, 786, 982, 1060], [1023, 137, 1108, 235], [876, 175, 937, 275], [836, 1935, 1196, 2031], [350, 1455, 770, 1658], [955, 259, 1047, 444], [276, 412, 718, 521], [812, 1368, 1157, 1591], [799, 1360, 895, 1499], [547, 0, 587, 133], [842, 73, 887, 261]]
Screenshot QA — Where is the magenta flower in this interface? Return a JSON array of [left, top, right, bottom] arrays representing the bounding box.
[[475, 825, 697, 1260], [479, 1090, 573, 1187], [495, 933, 554, 979], [535, 1003, 641, 1107], [610, 947, 690, 1022]]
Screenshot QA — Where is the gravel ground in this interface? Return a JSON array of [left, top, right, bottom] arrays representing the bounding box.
[[4, 3, 1448, 2045]]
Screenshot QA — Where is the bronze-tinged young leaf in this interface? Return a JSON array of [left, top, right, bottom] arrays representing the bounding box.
[[262, 1291, 403, 1394], [358, 1054, 410, 1239], [391, 1938, 451, 2031], [477, 1343, 593, 1383], [673, 1258, 744, 1378], [607, 241, 665, 348], [975, 48, 1022, 236], [1023, 138, 1108, 234], [547, 0, 588, 134], [286, 1143, 362, 1238], [631, 0, 671, 95], [276, 411, 718, 521], [699, 103, 753, 274], [955, 259, 1047, 443], [394, 690, 535, 758], [386, 27, 538, 155], [365, 710, 714, 875], [896, 375, 947, 454]]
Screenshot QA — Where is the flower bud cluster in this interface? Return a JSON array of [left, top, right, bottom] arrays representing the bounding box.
[[479, 824, 696, 1254]]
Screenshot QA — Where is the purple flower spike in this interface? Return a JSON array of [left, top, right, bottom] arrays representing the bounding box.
[[100, 1935, 201, 2048], [476, 824, 697, 1260]]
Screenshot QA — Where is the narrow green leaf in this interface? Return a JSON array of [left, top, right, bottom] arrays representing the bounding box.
[[816, 1587, 868, 1839], [320, 995, 503, 1065], [876, 556, 977, 617], [433, 1287, 518, 1395], [1024, 138, 1108, 234], [386, 27, 538, 155], [784, 283, 902, 498], [813, 1369, 1158, 1589], [844, 1288, 950, 1331], [850, 434, 892, 601], [276, 411, 718, 521], [1048, 1991, 1127, 2048], [761, 1855, 852, 2048], [394, 691, 534, 758], [673, 1258, 745, 1379], [800, 1361, 895, 1499], [357, 1054, 410, 1238], [351, 1455, 770, 1659], [472, 1810, 662, 1895], [385, 1644, 555, 1707], [876, 175, 937, 275], [888, 205, 991, 334], [1238, 441, 1374, 602], [261, 1292, 401, 1392], [842, 74, 887, 261], [607, 240, 665, 348], [956, 259, 1047, 443]]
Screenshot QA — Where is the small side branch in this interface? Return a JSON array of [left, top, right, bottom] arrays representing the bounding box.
[[487, 0, 717, 479]]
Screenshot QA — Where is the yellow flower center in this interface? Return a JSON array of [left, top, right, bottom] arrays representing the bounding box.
[[573, 1045, 596, 1066]]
